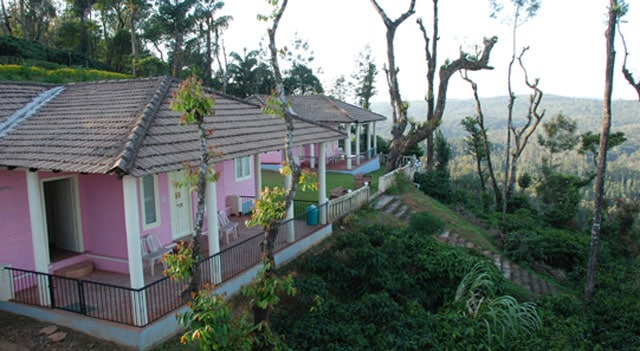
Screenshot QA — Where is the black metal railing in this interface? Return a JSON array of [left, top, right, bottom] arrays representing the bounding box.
[[4, 201, 331, 327]]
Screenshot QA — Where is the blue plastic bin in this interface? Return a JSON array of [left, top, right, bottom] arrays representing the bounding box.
[[306, 205, 319, 225]]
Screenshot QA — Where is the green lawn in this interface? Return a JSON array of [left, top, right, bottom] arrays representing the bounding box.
[[261, 168, 385, 201]]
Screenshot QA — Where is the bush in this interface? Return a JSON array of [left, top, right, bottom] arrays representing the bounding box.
[[408, 211, 445, 236], [504, 228, 590, 272], [414, 170, 452, 203]]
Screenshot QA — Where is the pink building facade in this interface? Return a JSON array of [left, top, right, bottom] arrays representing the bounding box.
[[0, 157, 257, 275]]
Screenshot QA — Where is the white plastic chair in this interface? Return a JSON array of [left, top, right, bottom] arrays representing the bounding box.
[[217, 211, 239, 245], [140, 234, 175, 276]]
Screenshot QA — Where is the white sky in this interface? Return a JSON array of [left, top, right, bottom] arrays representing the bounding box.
[[219, 0, 640, 102]]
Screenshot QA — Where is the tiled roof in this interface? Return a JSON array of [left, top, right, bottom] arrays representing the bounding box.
[[327, 97, 386, 123], [0, 82, 53, 125], [0, 77, 345, 176], [246, 94, 386, 124]]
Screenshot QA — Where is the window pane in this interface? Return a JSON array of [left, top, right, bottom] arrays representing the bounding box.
[[243, 156, 251, 177], [142, 175, 157, 224], [235, 158, 242, 178]]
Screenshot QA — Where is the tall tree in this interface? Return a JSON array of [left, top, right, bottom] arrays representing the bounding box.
[[585, 0, 625, 301], [461, 116, 488, 194], [461, 71, 502, 209], [371, 0, 497, 171], [491, 0, 542, 227], [351, 45, 377, 110], [147, 0, 197, 78], [248, 2, 316, 347], [226, 48, 274, 98], [194, 0, 231, 85], [283, 62, 323, 95]]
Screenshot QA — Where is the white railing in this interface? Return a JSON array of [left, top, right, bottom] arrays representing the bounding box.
[[327, 185, 370, 222], [378, 163, 416, 193]]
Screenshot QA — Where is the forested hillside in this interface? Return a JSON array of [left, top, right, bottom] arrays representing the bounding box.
[[372, 96, 640, 201]]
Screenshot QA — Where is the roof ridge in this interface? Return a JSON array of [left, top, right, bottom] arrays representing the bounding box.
[[327, 96, 387, 121], [321, 95, 356, 123], [0, 86, 65, 139], [110, 76, 174, 175], [64, 76, 164, 87]]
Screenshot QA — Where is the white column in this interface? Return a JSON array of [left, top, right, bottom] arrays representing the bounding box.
[[373, 122, 377, 155], [122, 175, 148, 326], [205, 174, 222, 284], [26, 170, 50, 306], [285, 173, 295, 243], [355, 123, 361, 165], [253, 154, 262, 200], [310, 143, 315, 169], [318, 142, 327, 225], [345, 123, 352, 170], [367, 123, 373, 159], [0, 263, 13, 301]]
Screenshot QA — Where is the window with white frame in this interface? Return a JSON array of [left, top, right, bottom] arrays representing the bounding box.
[[140, 175, 160, 228], [235, 156, 251, 181]]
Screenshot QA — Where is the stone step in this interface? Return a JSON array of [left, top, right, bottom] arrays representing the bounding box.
[[54, 260, 94, 279], [374, 195, 396, 211], [384, 200, 402, 215], [395, 205, 409, 219]]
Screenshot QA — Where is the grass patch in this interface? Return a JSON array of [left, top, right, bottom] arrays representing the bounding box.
[[261, 168, 385, 201]]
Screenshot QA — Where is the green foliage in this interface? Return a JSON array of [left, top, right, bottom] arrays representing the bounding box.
[[163, 242, 196, 281], [0, 64, 129, 83], [283, 62, 323, 95], [0, 35, 110, 70], [170, 261, 297, 351], [246, 186, 287, 228], [271, 222, 522, 350], [437, 262, 542, 350], [408, 212, 445, 236], [177, 286, 254, 351], [538, 113, 579, 166], [535, 171, 593, 228], [504, 228, 590, 273], [171, 76, 215, 125], [385, 171, 413, 195], [415, 170, 452, 203]]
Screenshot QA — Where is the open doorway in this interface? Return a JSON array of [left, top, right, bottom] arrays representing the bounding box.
[[43, 177, 83, 262]]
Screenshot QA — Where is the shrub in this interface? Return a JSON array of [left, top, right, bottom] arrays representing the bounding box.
[[504, 228, 589, 272], [408, 211, 445, 236], [414, 170, 452, 202]]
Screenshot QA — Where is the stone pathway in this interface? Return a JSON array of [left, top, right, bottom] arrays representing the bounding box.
[[374, 195, 557, 296]]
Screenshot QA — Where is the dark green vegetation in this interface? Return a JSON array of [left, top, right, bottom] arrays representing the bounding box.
[[267, 184, 640, 350]]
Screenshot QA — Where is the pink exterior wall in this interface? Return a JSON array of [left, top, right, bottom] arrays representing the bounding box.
[[1, 161, 254, 274], [0, 170, 36, 270], [261, 151, 282, 164], [198, 158, 256, 235]]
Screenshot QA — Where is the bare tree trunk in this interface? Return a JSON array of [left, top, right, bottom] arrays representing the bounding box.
[[504, 48, 544, 216], [130, 7, 138, 77], [417, 1, 438, 171], [370, 0, 416, 172], [462, 72, 502, 209], [585, 0, 618, 302], [253, 2, 302, 341], [19, 0, 27, 39], [181, 120, 208, 299], [1, 0, 12, 35], [619, 26, 640, 100]]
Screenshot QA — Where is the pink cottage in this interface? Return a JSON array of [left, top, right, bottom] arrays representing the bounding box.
[[0, 77, 344, 349]]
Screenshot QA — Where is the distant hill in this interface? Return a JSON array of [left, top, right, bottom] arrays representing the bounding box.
[[371, 95, 640, 200], [371, 95, 639, 139]]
